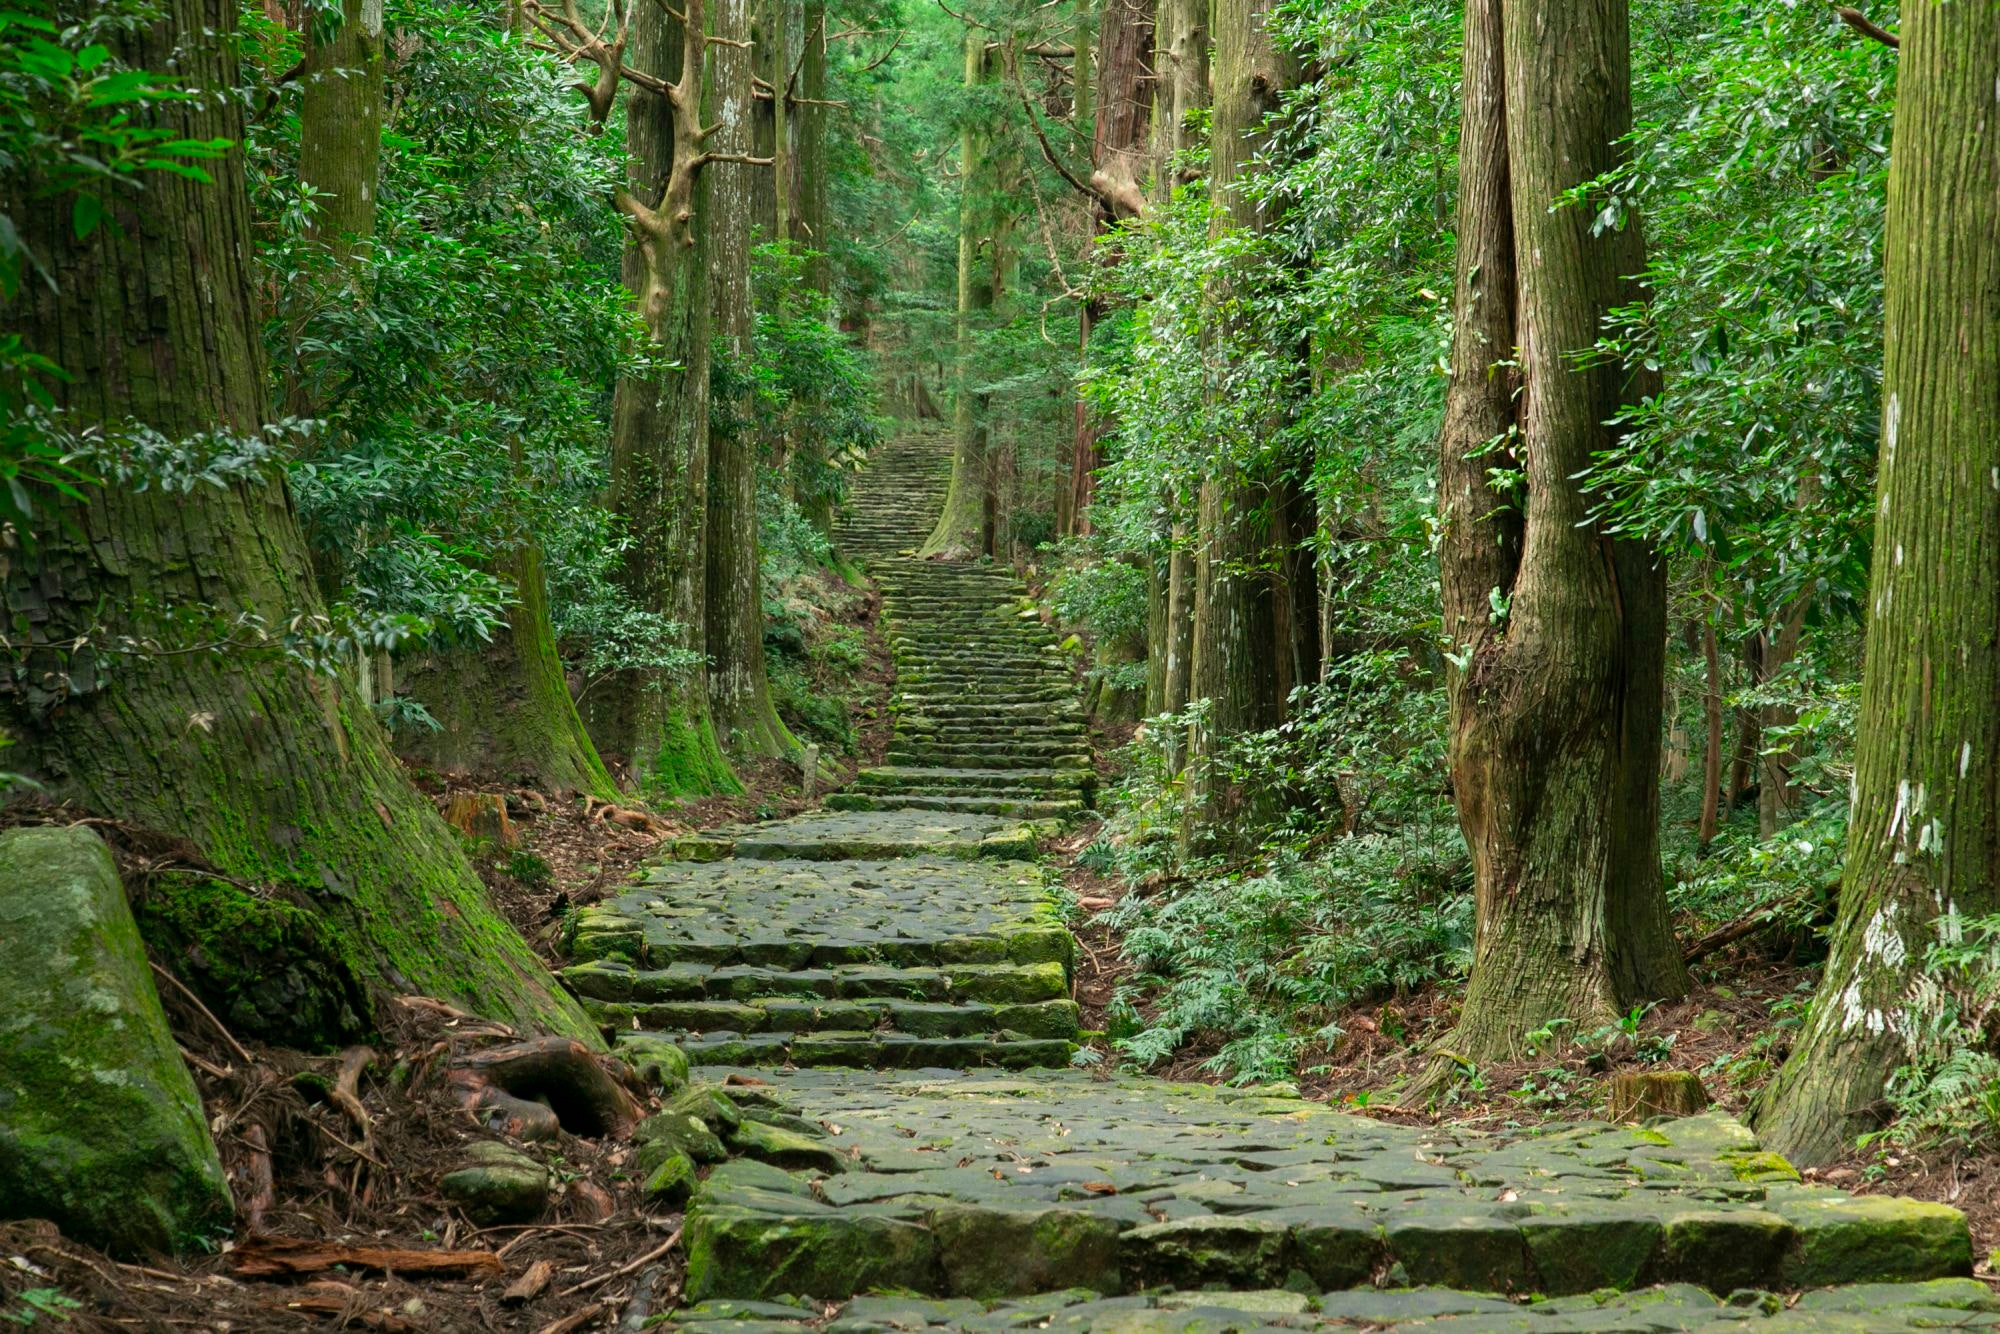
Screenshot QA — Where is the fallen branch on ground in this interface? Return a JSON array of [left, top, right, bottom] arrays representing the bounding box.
[[229, 1236, 505, 1279]]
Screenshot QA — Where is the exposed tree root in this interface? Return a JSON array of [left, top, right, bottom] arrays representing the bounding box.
[[446, 1036, 645, 1140]]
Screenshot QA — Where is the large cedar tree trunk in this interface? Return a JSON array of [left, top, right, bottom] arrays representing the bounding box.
[[1179, 0, 1290, 847], [1, 0, 594, 1041], [586, 1, 739, 794], [1147, 0, 1204, 771], [398, 534, 617, 798], [1431, 0, 1685, 1066], [298, 0, 385, 259], [921, 34, 999, 558], [1754, 3, 2000, 1165], [706, 0, 800, 760]]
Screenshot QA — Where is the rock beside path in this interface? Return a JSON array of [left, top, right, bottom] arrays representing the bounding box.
[[0, 827, 232, 1255]]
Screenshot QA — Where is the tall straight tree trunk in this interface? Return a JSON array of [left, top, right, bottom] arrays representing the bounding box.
[[298, 0, 384, 260], [1700, 614, 1724, 845], [1754, 3, 2000, 1166], [1180, 0, 1290, 849], [588, 0, 739, 795], [1429, 0, 1684, 1067], [797, 0, 830, 293], [1064, 0, 1155, 541], [1147, 0, 1204, 774], [706, 0, 799, 759], [1, 0, 593, 1041], [921, 33, 998, 558], [1161, 518, 1195, 771]]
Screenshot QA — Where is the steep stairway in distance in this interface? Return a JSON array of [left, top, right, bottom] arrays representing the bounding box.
[[831, 428, 1094, 821]]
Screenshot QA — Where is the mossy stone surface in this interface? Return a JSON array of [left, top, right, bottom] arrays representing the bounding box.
[[930, 1203, 1122, 1297], [0, 828, 233, 1256], [685, 1208, 943, 1301], [440, 1140, 548, 1224], [1774, 1193, 1972, 1287]]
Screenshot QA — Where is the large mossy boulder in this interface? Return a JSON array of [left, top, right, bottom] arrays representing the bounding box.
[[0, 827, 233, 1254]]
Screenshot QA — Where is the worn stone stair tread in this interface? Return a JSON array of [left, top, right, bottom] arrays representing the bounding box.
[[575, 995, 1080, 1039], [826, 794, 1086, 819], [661, 1277, 2000, 1331], [858, 765, 1090, 790], [675, 1068, 1973, 1309], [564, 958, 1068, 1005], [673, 1033, 1075, 1069], [664, 809, 1041, 861]]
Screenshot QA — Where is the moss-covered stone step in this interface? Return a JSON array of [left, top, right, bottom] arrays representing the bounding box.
[[675, 1069, 1971, 1307], [887, 750, 1091, 774], [661, 1279, 2000, 1331], [578, 995, 1080, 1041], [568, 858, 1074, 974], [565, 958, 1068, 1005], [677, 1032, 1074, 1069], [856, 765, 1090, 794], [663, 809, 1039, 862], [827, 793, 1085, 819]]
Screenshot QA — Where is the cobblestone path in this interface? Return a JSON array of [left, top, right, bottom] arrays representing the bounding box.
[[565, 435, 1991, 1330]]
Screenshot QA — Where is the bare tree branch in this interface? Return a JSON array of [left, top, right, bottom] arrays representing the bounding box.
[[1833, 4, 1898, 47]]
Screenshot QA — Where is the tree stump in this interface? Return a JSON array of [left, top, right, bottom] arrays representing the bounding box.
[[442, 792, 518, 848], [1608, 1070, 1710, 1123]]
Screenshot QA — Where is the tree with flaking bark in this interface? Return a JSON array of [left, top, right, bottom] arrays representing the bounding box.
[[1426, 0, 1685, 1073], [1179, 0, 1290, 849], [705, 0, 799, 760], [525, 0, 741, 793], [1, 0, 595, 1041], [1753, 1, 2000, 1166]]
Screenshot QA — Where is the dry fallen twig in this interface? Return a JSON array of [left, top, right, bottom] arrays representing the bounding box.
[[560, 1228, 682, 1298], [229, 1236, 506, 1279]]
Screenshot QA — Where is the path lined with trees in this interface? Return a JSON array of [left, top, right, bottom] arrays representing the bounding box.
[[3, 0, 2000, 1324]]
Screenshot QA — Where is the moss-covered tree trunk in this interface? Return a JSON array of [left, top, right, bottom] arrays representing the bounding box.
[[1, 0, 594, 1042], [921, 33, 998, 559], [1431, 0, 1684, 1067], [705, 0, 800, 761], [398, 530, 617, 798], [1754, 2, 2000, 1166], [1180, 0, 1290, 848], [583, 0, 740, 796]]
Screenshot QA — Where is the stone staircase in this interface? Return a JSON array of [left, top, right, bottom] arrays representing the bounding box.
[[830, 429, 1094, 822], [554, 433, 1982, 1331], [832, 428, 950, 559], [558, 431, 1086, 1071]]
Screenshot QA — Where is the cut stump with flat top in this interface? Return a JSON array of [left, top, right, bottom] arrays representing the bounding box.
[[1609, 1070, 1710, 1123]]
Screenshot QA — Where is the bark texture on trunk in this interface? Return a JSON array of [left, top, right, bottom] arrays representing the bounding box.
[[705, 0, 798, 761], [398, 537, 617, 799], [1152, 0, 1207, 200], [587, 0, 739, 795], [299, 0, 385, 259], [921, 33, 998, 558], [1180, 0, 1290, 849], [798, 0, 830, 293], [1, 0, 593, 1041], [1754, 2, 2000, 1166], [1431, 0, 1684, 1066]]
